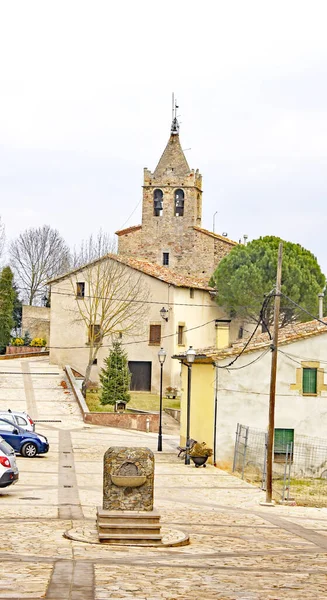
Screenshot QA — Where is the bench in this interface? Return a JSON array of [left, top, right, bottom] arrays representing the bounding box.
[[177, 438, 197, 458]]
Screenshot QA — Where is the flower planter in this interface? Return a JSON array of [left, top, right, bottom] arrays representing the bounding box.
[[190, 455, 209, 468]]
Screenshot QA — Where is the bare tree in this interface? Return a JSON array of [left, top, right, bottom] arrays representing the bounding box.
[[71, 230, 117, 268], [68, 233, 149, 394], [9, 225, 71, 305]]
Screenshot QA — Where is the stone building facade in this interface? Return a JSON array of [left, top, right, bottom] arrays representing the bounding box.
[[116, 119, 237, 279]]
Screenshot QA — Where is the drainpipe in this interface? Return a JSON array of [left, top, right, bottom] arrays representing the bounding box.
[[213, 362, 218, 467], [318, 290, 325, 319]]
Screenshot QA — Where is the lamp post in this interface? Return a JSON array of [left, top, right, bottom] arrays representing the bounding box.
[[185, 345, 196, 465], [157, 347, 167, 451]]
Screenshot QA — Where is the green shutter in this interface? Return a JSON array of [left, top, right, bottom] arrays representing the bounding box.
[[302, 368, 317, 394], [274, 429, 294, 453]]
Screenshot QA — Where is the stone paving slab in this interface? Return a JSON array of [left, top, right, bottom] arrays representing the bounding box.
[[2, 358, 327, 599]]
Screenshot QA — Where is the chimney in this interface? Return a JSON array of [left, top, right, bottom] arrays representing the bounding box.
[[318, 292, 324, 319], [243, 234, 248, 246], [215, 319, 231, 349]]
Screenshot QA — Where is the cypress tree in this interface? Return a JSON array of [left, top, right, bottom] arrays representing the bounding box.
[[0, 267, 15, 353], [100, 341, 131, 405]]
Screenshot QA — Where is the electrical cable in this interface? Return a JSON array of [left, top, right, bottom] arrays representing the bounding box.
[[279, 292, 327, 327]]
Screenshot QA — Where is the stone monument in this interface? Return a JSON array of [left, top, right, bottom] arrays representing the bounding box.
[[97, 446, 162, 545]]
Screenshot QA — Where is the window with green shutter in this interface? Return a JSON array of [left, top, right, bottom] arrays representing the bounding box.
[[274, 428, 294, 462], [302, 368, 317, 394]]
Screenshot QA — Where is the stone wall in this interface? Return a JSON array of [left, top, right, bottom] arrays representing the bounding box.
[[85, 411, 159, 432], [22, 306, 50, 342]]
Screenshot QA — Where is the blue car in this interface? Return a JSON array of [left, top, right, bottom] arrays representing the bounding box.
[[0, 418, 49, 458]]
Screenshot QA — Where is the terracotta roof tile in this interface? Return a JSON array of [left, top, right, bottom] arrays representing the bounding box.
[[190, 318, 327, 362], [48, 253, 213, 290], [115, 225, 142, 236], [193, 226, 238, 245]]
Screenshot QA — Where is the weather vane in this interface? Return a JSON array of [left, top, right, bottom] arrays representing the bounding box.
[[171, 92, 179, 135]]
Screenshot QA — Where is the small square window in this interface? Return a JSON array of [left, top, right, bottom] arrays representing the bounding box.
[[302, 368, 317, 394], [178, 325, 185, 345], [274, 428, 294, 462], [88, 324, 102, 344], [149, 324, 161, 345], [190, 288, 194, 299], [76, 282, 85, 298], [93, 358, 98, 365], [163, 252, 169, 266]]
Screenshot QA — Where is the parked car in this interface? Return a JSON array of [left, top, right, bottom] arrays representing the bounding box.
[[0, 418, 49, 458], [0, 410, 35, 432], [0, 436, 19, 487]]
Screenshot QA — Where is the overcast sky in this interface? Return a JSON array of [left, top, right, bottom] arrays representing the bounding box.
[[1, 1, 327, 274]]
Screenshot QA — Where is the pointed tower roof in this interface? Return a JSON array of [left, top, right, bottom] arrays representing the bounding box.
[[153, 116, 190, 178]]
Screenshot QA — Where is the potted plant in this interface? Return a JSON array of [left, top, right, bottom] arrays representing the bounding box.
[[190, 442, 213, 468], [165, 386, 178, 399]]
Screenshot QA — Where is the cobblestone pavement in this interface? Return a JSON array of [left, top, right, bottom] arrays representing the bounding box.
[[1, 358, 327, 599]]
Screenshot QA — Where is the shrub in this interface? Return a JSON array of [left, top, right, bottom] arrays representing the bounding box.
[[11, 337, 25, 346], [30, 338, 47, 347]]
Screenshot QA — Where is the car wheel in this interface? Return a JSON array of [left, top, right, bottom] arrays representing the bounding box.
[[21, 442, 38, 458]]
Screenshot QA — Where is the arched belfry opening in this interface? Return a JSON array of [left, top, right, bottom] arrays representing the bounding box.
[[174, 189, 184, 217], [153, 189, 163, 217]]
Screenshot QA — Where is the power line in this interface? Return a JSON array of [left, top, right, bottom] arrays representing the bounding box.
[[216, 293, 274, 370], [280, 292, 327, 327]]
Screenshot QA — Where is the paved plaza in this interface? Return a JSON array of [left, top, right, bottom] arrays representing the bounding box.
[[1, 358, 327, 599]]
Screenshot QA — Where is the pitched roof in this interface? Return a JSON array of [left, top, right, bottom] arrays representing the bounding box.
[[115, 224, 142, 236], [183, 317, 327, 362], [48, 253, 213, 291], [193, 226, 238, 246], [153, 134, 190, 178]]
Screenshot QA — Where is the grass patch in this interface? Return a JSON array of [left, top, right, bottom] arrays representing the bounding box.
[[85, 390, 180, 412]]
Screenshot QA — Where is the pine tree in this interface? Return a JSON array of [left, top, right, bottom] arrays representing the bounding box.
[[0, 267, 15, 353], [99, 341, 131, 405]]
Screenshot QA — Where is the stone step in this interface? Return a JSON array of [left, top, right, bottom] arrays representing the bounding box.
[[98, 525, 161, 535], [98, 532, 162, 544], [97, 508, 160, 520], [99, 536, 163, 546], [97, 510, 160, 526], [97, 517, 160, 526]]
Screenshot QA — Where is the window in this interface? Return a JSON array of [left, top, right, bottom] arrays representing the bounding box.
[[190, 288, 194, 299], [163, 252, 169, 266], [153, 189, 163, 217], [93, 358, 98, 365], [88, 324, 102, 344], [16, 416, 28, 427], [178, 325, 185, 345], [174, 189, 184, 216], [76, 282, 85, 298], [149, 324, 161, 345], [303, 368, 317, 394], [274, 428, 294, 462]]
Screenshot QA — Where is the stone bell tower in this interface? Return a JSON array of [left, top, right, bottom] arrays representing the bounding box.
[[116, 110, 205, 274], [116, 103, 236, 278]]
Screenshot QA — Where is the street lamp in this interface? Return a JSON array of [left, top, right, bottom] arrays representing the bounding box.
[[157, 347, 167, 451], [185, 345, 196, 465]]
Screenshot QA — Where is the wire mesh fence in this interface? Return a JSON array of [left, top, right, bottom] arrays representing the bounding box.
[[233, 423, 327, 506]]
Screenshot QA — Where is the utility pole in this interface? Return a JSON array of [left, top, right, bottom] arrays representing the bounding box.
[[266, 242, 283, 504]]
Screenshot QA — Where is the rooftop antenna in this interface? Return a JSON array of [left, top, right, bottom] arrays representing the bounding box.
[[171, 93, 179, 135]]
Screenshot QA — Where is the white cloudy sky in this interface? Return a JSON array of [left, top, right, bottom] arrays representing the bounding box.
[[1, 1, 327, 273]]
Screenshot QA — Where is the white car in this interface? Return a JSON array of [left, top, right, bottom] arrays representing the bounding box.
[[0, 411, 35, 432], [0, 436, 19, 488]]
